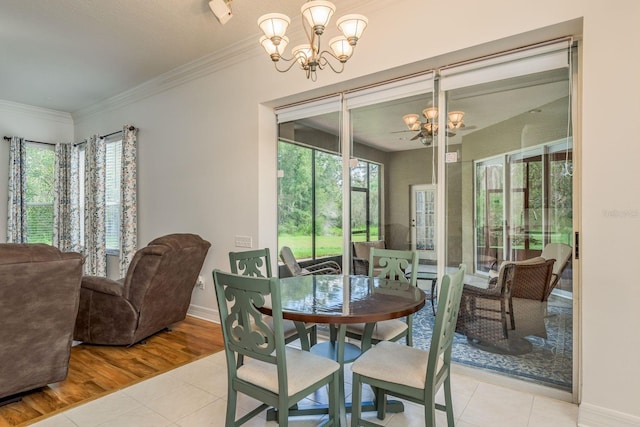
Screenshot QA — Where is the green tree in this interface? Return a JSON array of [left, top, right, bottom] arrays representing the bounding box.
[[25, 144, 55, 244]]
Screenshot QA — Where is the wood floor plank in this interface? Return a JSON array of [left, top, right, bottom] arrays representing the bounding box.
[[0, 316, 223, 427]]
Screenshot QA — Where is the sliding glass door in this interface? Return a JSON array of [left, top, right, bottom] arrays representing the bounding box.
[[277, 101, 343, 261], [441, 40, 576, 393], [345, 74, 438, 285], [275, 40, 578, 395]]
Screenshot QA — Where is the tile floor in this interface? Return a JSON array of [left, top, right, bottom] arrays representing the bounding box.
[[32, 350, 578, 427]]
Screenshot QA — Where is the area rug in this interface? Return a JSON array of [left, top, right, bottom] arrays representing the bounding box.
[[412, 299, 573, 391]]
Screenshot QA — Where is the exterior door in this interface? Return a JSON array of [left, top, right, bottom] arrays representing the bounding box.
[[411, 184, 436, 260]]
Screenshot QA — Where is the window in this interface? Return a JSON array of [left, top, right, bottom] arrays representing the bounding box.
[[277, 137, 343, 259], [474, 141, 572, 272], [105, 139, 122, 253], [77, 138, 123, 254], [350, 160, 381, 242], [25, 143, 55, 244]]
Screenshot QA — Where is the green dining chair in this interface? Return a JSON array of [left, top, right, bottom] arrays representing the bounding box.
[[350, 264, 466, 427], [213, 270, 340, 427], [345, 248, 419, 351], [229, 248, 317, 350]]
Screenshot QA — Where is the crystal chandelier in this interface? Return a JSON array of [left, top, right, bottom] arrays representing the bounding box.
[[257, 1, 368, 81]]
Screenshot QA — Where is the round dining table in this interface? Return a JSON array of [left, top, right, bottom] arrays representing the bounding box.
[[261, 274, 426, 424]]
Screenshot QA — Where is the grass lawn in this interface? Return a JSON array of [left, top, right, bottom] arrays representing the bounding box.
[[278, 234, 342, 259]]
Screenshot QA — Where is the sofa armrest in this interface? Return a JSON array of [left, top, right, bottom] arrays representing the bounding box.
[[81, 276, 125, 297]]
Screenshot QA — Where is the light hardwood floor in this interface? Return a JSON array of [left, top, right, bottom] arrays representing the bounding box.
[[0, 316, 223, 427]]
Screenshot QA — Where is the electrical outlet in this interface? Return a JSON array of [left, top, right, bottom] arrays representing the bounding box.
[[196, 275, 205, 290], [235, 235, 252, 248]]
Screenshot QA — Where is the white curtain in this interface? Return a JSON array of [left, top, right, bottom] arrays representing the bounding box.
[[119, 125, 138, 276], [53, 143, 81, 252], [7, 137, 27, 243], [84, 135, 107, 276]]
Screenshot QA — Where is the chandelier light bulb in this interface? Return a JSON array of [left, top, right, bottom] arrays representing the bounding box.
[[403, 114, 420, 129], [257, 13, 290, 41], [329, 36, 353, 62], [260, 36, 289, 61], [336, 14, 368, 45], [301, 0, 336, 35], [292, 44, 313, 66], [448, 111, 465, 129], [423, 107, 438, 121], [425, 122, 438, 134]]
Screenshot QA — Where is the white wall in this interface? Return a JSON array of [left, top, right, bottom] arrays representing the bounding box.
[[0, 101, 74, 243], [8, 0, 638, 424]]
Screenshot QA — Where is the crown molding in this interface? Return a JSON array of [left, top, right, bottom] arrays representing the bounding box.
[[72, 36, 259, 123], [72, 0, 396, 123], [0, 99, 73, 124]]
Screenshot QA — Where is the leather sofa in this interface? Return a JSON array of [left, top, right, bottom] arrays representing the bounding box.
[[0, 244, 83, 404], [73, 233, 211, 346]]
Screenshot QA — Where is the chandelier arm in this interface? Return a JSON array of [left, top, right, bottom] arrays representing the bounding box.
[[273, 58, 303, 73], [301, 13, 315, 46], [318, 51, 345, 73]]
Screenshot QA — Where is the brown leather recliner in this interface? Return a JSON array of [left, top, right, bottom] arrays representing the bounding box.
[[0, 244, 83, 404], [73, 233, 211, 346]]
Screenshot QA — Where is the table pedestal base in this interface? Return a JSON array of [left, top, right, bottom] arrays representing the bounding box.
[[310, 341, 361, 364]]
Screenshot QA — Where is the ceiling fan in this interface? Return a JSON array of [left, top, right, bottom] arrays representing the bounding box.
[[397, 107, 467, 145]]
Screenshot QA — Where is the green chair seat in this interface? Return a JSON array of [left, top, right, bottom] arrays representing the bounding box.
[[237, 347, 339, 395], [345, 320, 408, 342]]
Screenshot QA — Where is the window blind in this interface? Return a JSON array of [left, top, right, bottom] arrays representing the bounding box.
[[276, 95, 342, 124], [440, 40, 571, 91], [344, 72, 435, 110]]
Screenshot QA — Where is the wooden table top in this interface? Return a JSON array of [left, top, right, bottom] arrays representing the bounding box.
[[264, 274, 426, 325]]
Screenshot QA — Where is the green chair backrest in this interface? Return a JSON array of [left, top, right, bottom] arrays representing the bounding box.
[[212, 270, 287, 384], [229, 248, 272, 278], [426, 264, 465, 391], [369, 248, 419, 285]]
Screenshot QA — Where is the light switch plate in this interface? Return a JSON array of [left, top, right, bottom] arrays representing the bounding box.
[[235, 235, 252, 248]]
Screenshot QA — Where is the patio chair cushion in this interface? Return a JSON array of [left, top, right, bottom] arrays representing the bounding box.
[[353, 240, 386, 268]]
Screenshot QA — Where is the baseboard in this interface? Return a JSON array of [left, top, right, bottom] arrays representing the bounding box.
[[187, 304, 220, 323], [578, 402, 640, 427]]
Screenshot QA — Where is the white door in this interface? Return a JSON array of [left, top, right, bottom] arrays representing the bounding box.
[[411, 184, 436, 260]]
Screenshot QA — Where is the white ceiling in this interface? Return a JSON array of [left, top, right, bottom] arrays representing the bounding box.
[[0, 0, 354, 113], [1, 0, 570, 152]]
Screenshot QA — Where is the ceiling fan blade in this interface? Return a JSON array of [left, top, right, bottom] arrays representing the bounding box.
[[410, 133, 422, 141]]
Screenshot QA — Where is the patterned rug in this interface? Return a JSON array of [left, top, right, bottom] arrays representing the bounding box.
[[412, 298, 573, 391]]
